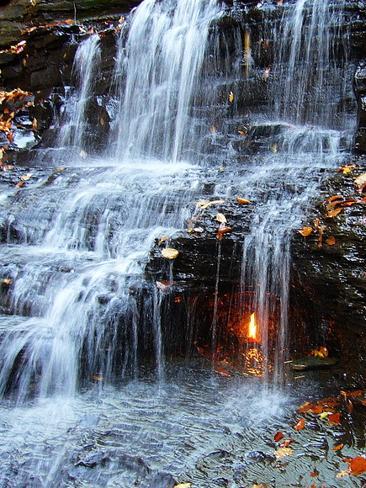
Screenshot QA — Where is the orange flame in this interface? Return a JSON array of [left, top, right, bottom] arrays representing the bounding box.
[[248, 312, 259, 343]]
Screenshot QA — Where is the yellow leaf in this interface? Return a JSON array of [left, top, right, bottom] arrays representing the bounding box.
[[319, 411, 332, 420], [236, 197, 251, 205], [275, 447, 293, 459], [174, 484, 191, 488], [270, 143, 278, 154], [161, 248, 179, 260], [215, 213, 227, 224], [228, 91, 234, 103], [338, 164, 356, 175], [298, 226, 313, 237]]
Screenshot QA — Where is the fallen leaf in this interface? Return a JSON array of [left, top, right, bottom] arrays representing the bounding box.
[[327, 195, 344, 203], [174, 484, 191, 488], [216, 213, 227, 224], [319, 411, 332, 420], [347, 456, 366, 476], [16, 180, 25, 188], [210, 126, 217, 134], [274, 431, 284, 442], [294, 418, 305, 431], [338, 164, 356, 175], [328, 412, 341, 425], [298, 226, 313, 237], [336, 470, 349, 479], [216, 224, 232, 240], [279, 439, 293, 448], [326, 207, 343, 218], [196, 199, 225, 210], [236, 197, 251, 205], [333, 444, 344, 451], [161, 248, 179, 260], [310, 469, 319, 478], [355, 173, 366, 193], [275, 447, 293, 459], [326, 236, 336, 246], [228, 91, 234, 103]]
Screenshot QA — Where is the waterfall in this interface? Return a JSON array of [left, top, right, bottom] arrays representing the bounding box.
[[239, 0, 353, 381], [58, 34, 101, 157], [113, 0, 220, 162], [0, 0, 221, 402]]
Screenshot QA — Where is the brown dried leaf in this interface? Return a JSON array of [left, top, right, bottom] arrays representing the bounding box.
[[216, 224, 232, 240]]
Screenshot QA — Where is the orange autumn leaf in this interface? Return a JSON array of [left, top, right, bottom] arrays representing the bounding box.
[[333, 444, 344, 452], [294, 418, 305, 431], [274, 431, 284, 442], [326, 207, 343, 218], [326, 236, 336, 246], [328, 412, 341, 425], [280, 439, 293, 448], [298, 226, 313, 237], [310, 469, 319, 478], [327, 195, 344, 203], [236, 197, 251, 205], [347, 456, 366, 476]]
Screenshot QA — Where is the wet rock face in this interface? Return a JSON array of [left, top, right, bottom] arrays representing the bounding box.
[[290, 158, 366, 374], [0, 0, 141, 48]]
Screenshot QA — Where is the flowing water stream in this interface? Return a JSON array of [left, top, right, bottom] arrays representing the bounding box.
[[0, 0, 357, 485]]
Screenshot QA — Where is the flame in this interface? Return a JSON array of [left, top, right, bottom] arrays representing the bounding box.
[[248, 312, 258, 342]]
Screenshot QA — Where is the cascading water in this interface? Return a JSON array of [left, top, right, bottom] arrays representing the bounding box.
[[0, 0, 358, 485], [237, 0, 354, 381], [58, 34, 102, 158], [113, 0, 221, 161]]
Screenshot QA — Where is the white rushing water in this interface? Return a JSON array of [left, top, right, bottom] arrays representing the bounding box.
[[0, 0, 357, 485]]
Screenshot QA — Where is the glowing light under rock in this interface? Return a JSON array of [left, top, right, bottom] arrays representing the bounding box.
[[248, 312, 259, 343]]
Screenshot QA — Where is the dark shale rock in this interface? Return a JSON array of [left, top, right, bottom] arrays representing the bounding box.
[[0, 0, 141, 48]]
